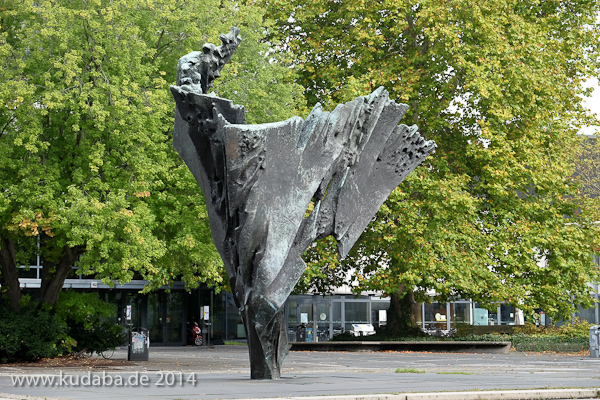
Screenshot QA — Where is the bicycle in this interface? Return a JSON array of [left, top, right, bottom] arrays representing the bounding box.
[[71, 347, 115, 359], [100, 348, 115, 359]]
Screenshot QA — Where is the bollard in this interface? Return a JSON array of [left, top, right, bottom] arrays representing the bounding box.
[[589, 325, 599, 358]]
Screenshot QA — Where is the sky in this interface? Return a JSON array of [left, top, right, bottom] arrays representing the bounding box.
[[579, 78, 600, 136]]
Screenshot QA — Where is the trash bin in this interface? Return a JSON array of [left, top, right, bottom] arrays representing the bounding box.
[[128, 327, 149, 361], [296, 324, 306, 342], [590, 325, 600, 358], [202, 321, 211, 346]]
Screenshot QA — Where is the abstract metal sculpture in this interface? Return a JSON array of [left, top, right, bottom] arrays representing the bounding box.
[[170, 27, 436, 379]]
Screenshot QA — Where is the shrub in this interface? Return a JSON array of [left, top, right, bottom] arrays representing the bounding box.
[[0, 292, 125, 363], [328, 318, 592, 353], [510, 332, 588, 352], [54, 291, 125, 354], [513, 321, 545, 335], [556, 317, 592, 339], [454, 322, 475, 337], [0, 304, 68, 362]]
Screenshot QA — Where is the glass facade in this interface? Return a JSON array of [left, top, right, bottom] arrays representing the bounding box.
[[96, 291, 553, 344], [370, 300, 389, 328], [500, 304, 516, 325], [344, 301, 368, 331], [271, 295, 389, 342], [414, 299, 530, 332], [17, 272, 600, 344], [332, 301, 342, 335], [17, 236, 600, 341], [147, 292, 163, 344], [166, 291, 184, 343], [453, 302, 472, 326], [423, 302, 449, 330], [94, 288, 219, 346]]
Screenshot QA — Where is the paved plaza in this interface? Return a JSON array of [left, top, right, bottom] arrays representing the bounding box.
[[0, 345, 599, 399]]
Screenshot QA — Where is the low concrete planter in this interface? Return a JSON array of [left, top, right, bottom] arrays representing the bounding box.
[[290, 340, 512, 354]]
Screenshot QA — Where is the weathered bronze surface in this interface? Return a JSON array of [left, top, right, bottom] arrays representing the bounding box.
[[171, 27, 436, 379]]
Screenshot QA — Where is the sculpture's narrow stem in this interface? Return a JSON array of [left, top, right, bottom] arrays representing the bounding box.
[[242, 305, 288, 379]]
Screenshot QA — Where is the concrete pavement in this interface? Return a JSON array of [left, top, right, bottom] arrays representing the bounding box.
[[0, 345, 599, 399]]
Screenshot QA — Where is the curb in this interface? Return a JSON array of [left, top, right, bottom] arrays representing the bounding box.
[[0, 395, 64, 400], [240, 388, 600, 400], [290, 341, 512, 354], [1, 388, 599, 400]]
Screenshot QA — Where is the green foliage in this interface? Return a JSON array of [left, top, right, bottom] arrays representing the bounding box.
[[453, 332, 589, 353], [509, 333, 589, 353], [211, 2, 305, 123], [269, 0, 600, 321], [54, 290, 118, 330], [395, 368, 425, 373], [297, 237, 345, 294], [337, 318, 592, 353], [512, 318, 592, 340], [485, 320, 593, 352], [67, 319, 125, 355], [53, 291, 125, 353], [454, 322, 475, 338], [0, 304, 68, 362], [333, 329, 589, 353], [556, 318, 593, 339], [513, 321, 546, 335], [0, 292, 125, 362], [224, 340, 247, 346], [0, 0, 304, 306]]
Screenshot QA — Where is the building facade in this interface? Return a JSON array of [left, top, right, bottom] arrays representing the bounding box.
[[16, 260, 600, 345]]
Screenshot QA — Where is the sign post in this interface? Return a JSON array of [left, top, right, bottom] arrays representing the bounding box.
[[203, 306, 211, 346]]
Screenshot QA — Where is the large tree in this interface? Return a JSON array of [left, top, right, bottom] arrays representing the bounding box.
[[0, 0, 303, 310], [268, 0, 600, 328]]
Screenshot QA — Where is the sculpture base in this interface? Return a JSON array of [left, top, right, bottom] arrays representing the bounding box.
[[243, 304, 289, 379]]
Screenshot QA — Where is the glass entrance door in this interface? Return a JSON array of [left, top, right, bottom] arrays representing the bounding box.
[[315, 303, 330, 342], [146, 292, 185, 345], [147, 292, 163, 344], [166, 291, 183, 344]]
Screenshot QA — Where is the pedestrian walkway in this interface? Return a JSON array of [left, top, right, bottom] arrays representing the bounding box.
[[0, 345, 598, 399]]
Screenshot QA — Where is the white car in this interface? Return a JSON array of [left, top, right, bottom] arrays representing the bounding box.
[[350, 324, 376, 337]]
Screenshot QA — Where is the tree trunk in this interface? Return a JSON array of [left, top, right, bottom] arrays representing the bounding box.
[[40, 245, 80, 306], [0, 238, 22, 311], [385, 287, 420, 337]]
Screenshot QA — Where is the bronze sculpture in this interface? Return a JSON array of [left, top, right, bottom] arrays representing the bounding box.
[[171, 27, 436, 379]]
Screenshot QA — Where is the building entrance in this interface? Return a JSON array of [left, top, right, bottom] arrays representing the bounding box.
[[117, 290, 186, 345], [147, 292, 185, 345]]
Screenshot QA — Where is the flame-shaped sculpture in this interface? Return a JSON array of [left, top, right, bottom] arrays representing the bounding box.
[[171, 27, 436, 379]]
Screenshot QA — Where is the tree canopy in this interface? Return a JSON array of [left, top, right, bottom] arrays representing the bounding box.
[[0, 0, 303, 310], [267, 0, 600, 322]]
